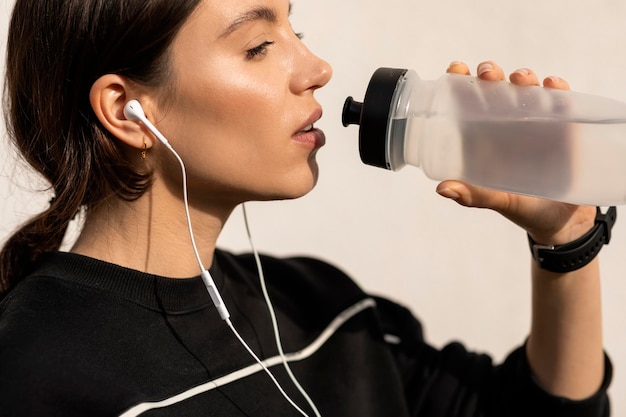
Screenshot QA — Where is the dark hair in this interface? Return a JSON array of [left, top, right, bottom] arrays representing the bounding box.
[[0, 0, 202, 297]]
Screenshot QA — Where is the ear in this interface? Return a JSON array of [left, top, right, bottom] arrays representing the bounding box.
[[89, 74, 154, 151]]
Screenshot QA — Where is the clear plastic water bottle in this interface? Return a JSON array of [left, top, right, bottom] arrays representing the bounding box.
[[342, 67, 626, 205]]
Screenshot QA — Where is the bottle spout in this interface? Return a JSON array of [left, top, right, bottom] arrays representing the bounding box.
[[342, 96, 363, 127], [341, 68, 409, 170]]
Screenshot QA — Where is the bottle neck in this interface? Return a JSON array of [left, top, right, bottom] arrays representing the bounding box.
[[387, 75, 440, 170]]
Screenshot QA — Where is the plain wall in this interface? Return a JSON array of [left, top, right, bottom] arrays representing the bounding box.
[[1, 0, 624, 412]]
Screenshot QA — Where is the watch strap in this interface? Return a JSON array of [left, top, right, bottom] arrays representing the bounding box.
[[528, 206, 617, 273]]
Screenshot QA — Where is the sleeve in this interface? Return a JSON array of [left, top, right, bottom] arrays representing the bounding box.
[[373, 296, 612, 417]]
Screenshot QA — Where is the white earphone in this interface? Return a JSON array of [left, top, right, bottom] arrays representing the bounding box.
[[122, 99, 320, 417], [123, 99, 229, 320], [123, 99, 171, 147]]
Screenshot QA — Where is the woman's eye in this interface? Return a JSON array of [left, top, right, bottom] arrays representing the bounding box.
[[245, 41, 275, 60]]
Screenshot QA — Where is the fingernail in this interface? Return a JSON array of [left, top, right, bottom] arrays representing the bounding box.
[[477, 63, 493, 76], [437, 188, 461, 200], [547, 76, 562, 84], [448, 60, 465, 69], [514, 68, 531, 76]]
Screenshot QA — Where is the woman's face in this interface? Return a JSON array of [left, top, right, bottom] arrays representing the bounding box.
[[151, 0, 332, 206]]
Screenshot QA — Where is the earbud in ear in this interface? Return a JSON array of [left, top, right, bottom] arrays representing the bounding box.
[[123, 99, 170, 146], [123, 99, 146, 122]]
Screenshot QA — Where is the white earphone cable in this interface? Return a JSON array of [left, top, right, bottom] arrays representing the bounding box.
[[124, 101, 311, 417], [242, 204, 322, 417], [166, 146, 311, 417], [225, 318, 311, 417]]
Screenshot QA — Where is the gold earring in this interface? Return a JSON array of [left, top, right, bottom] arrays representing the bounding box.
[[141, 141, 147, 161]]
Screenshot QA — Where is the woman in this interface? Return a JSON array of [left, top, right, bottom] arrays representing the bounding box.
[[0, 0, 612, 416]]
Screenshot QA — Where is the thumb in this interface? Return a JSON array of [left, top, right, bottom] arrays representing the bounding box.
[[436, 180, 513, 212]]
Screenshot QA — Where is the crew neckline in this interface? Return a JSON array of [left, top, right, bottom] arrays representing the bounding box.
[[27, 251, 225, 313]]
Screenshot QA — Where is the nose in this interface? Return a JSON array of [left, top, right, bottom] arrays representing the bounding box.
[[309, 54, 333, 91], [292, 43, 333, 93]]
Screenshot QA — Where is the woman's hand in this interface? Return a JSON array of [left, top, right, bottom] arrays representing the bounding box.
[[442, 62, 606, 401], [438, 61, 596, 246]]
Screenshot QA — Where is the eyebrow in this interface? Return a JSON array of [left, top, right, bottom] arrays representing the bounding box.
[[220, 2, 293, 38]]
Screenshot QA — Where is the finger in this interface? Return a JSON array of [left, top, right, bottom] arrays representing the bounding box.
[[447, 61, 471, 75], [436, 180, 513, 211], [543, 76, 570, 91], [476, 61, 506, 81], [509, 68, 540, 86]]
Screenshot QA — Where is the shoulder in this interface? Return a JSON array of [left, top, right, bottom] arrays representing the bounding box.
[[0, 253, 134, 378], [0, 271, 93, 358], [0, 273, 81, 331], [0, 275, 88, 409], [214, 249, 426, 338], [216, 248, 355, 282], [215, 249, 367, 310]]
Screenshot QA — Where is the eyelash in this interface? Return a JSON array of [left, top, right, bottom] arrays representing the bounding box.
[[244, 32, 304, 60], [245, 41, 275, 59]]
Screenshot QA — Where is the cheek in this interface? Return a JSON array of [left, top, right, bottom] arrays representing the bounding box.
[[175, 73, 285, 140], [172, 75, 290, 160], [155, 68, 316, 198]]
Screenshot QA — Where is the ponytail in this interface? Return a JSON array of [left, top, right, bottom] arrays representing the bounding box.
[[0, 201, 76, 297]]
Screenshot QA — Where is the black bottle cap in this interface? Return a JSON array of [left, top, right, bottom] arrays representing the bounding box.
[[342, 67, 408, 170]]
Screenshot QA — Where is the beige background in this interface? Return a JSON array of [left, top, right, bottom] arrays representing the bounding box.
[[1, 0, 624, 412]]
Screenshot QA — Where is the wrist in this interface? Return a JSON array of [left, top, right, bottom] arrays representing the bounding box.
[[528, 206, 597, 246], [528, 207, 617, 273]]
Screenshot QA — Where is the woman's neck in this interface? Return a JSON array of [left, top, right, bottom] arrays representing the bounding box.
[[71, 187, 234, 278]]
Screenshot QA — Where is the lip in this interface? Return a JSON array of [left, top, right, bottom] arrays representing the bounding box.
[[292, 127, 326, 149], [292, 108, 325, 149]]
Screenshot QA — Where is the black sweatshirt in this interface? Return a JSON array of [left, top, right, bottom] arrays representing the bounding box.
[[0, 250, 611, 416]]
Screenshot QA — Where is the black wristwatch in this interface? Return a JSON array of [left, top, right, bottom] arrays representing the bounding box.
[[528, 206, 617, 273]]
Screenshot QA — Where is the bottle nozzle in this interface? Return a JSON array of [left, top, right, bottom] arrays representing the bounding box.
[[342, 96, 363, 127], [342, 68, 409, 170]]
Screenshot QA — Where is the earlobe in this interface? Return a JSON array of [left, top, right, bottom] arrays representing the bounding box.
[[90, 74, 153, 151]]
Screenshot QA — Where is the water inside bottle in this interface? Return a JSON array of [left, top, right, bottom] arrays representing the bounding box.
[[395, 115, 626, 205]]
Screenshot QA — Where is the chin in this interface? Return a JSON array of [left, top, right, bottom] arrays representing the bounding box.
[[271, 180, 318, 201], [290, 164, 319, 198], [260, 168, 319, 202]]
